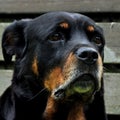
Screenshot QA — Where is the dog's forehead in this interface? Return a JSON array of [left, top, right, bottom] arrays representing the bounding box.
[[27, 12, 99, 40], [32, 12, 95, 27]]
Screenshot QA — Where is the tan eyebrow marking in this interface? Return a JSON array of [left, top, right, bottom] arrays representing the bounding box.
[[87, 25, 95, 32], [59, 22, 69, 29]]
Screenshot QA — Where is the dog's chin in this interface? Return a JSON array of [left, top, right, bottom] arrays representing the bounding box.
[[53, 74, 99, 102]]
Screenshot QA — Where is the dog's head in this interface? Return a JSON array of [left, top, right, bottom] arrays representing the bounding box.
[[2, 12, 105, 102]]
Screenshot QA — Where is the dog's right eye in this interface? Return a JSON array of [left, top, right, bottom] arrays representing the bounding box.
[[48, 33, 64, 42]]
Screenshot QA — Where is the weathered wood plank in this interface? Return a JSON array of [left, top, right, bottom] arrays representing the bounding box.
[[0, 0, 120, 13], [104, 73, 120, 115], [0, 23, 10, 61], [0, 70, 12, 95], [98, 23, 120, 63], [0, 70, 120, 114], [0, 22, 120, 63]]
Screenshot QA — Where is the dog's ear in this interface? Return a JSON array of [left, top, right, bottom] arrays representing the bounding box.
[[2, 19, 31, 65]]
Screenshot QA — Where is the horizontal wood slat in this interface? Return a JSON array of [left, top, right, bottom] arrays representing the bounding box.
[[0, 0, 120, 13], [0, 70, 12, 95], [0, 22, 120, 63], [99, 23, 120, 63], [104, 73, 120, 114]]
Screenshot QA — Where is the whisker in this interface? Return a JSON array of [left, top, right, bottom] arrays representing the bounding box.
[[103, 66, 109, 72], [28, 88, 47, 101]]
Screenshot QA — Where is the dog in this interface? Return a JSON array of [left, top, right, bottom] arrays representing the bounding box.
[[0, 12, 107, 120]]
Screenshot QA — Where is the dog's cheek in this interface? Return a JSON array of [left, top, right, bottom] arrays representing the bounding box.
[[44, 67, 64, 91], [44, 53, 78, 92], [97, 54, 103, 88]]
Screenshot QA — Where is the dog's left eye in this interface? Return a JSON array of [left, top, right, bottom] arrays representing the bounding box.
[[92, 36, 103, 46], [48, 33, 64, 42]]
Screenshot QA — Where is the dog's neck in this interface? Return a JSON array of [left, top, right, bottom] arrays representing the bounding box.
[[43, 96, 86, 120]]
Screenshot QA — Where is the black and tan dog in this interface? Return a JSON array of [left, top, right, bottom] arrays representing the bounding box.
[[0, 12, 107, 120]]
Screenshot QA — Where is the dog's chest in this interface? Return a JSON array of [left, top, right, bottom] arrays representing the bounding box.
[[43, 97, 86, 120]]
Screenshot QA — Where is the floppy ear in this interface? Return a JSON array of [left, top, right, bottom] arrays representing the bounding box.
[[2, 19, 31, 65]]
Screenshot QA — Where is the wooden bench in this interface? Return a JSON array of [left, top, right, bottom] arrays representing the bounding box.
[[0, 0, 120, 118]]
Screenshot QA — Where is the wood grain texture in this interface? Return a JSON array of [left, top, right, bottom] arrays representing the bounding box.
[[0, 70, 12, 95], [0, 0, 120, 13], [99, 23, 120, 63], [104, 73, 120, 114]]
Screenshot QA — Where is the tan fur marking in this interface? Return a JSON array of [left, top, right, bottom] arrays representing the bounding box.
[[97, 54, 103, 88], [43, 97, 57, 120], [67, 103, 85, 120], [63, 53, 77, 80], [60, 22, 69, 29], [32, 56, 39, 76], [64, 53, 77, 68], [87, 25, 94, 32], [44, 97, 86, 120], [44, 67, 64, 91], [44, 53, 77, 91]]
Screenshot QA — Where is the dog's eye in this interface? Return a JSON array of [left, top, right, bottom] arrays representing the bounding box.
[[48, 33, 64, 42], [93, 36, 102, 46]]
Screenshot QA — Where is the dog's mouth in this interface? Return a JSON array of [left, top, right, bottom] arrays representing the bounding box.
[[53, 74, 98, 102], [66, 74, 96, 95]]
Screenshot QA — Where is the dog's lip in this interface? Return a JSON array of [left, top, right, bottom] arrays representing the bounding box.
[[53, 74, 98, 100], [71, 74, 97, 89]]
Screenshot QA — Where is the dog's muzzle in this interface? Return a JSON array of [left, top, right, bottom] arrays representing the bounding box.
[[52, 47, 102, 102]]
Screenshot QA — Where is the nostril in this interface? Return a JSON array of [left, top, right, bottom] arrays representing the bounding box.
[[92, 52, 98, 60], [76, 47, 98, 64], [78, 51, 89, 60]]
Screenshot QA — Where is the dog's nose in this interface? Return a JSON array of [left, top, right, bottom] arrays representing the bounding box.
[[75, 47, 98, 64]]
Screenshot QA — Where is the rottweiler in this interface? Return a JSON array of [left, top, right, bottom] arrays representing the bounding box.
[[0, 12, 107, 120]]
